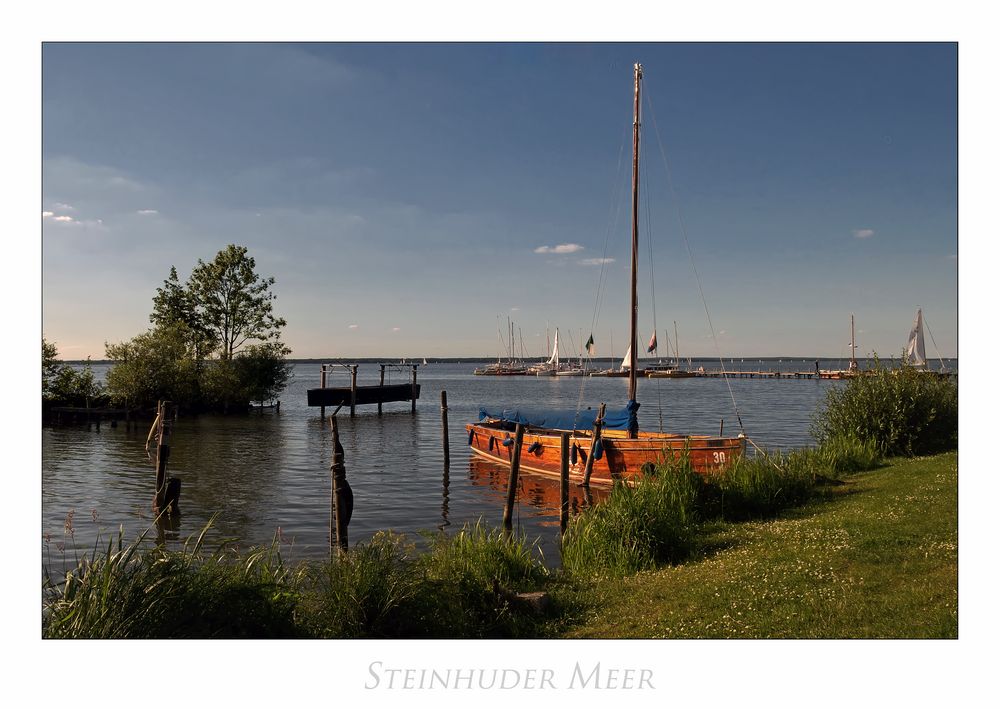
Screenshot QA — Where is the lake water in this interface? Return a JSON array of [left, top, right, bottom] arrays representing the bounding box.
[[41, 358, 955, 564]]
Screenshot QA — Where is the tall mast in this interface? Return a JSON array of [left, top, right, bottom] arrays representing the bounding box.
[[850, 313, 857, 371], [628, 62, 643, 406]]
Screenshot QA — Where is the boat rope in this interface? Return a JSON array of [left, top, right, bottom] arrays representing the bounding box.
[[644, 89, 745, 435], [577, 121, 631, 416], [641, 133, 665, 433], [920, 311, 949, 371]]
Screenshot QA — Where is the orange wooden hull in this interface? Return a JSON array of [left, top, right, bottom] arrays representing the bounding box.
[[466, 421, 746, 487]]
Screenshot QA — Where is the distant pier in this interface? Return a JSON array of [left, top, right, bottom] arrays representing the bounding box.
[[307, 363, 421, 417]]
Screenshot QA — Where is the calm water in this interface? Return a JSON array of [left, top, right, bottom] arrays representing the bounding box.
[[41, 358, 955, 563]]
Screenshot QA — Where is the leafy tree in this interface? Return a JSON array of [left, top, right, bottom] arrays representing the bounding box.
[[43, 338, 60, 398], [43, 338, 105, 406], [151, 266, 217, 361], [235, 342, 293, 405], [188, 245, 287, 360], [104, 323, 200, 409]]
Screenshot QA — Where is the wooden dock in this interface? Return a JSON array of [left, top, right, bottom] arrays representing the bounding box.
[[307, 363, 421, 417]]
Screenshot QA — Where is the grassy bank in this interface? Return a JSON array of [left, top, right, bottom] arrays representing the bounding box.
[[555, 451, 957, 638]]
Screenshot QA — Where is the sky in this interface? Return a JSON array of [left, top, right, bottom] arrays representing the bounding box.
[[41, 42, 958, 360]]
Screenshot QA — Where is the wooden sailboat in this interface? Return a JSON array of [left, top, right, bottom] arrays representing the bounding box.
[[466, 63, 745, 485], [647, 321, 697, 377]]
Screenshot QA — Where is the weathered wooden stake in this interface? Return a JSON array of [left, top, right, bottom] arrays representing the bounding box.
[[350, 365, 358, 418], [560, 432, 570, 534], [320, 365, 327, 419], [440, 390, 450, 467], [720, 418, 724, 437], [411, 365, 418, 414], [329, 415, 350, 552], [378, 364, 386, 416], [152, 401, 175, 515], [502, 423, 525, 532], [582, 403, 606, 487]]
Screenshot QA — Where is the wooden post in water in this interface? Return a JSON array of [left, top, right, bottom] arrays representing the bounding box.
[[560, 432, 570, 534], [320, 364, 327, 419], [440, 390, 450, 467], [349, 365, 358, 418], [502, 423, 525, 532], [582, 403, 606, 487], [152, 401, 175, 515], [411, 365, 418, 414], [720, 419, 724, 437], [378, 364, 386, 416], [329, 415, 350, 552]]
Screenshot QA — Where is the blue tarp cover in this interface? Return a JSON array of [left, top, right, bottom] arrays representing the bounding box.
[[478, 400, 639, 432]]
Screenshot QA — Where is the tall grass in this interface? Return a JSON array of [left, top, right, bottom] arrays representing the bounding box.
[[44, 521, 302, 638], [812, 358, 958, 456], [561, 461, 701, 577], [303, 532, 425, 638]]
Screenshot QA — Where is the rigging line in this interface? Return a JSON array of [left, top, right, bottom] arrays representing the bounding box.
[[590, 122, 631, 339], [644, 87, 745, 434], [641, 131, 665, 433], [920, 312, 948, 371]]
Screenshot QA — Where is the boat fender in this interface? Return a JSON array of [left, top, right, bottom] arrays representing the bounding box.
[[502, 436, 514, 447], [468, 429, 474, 445], [570, 444, 577, 465], [489, 436, 495, 451], [527, 441, 542, 454], [593, 437, 604, 460]]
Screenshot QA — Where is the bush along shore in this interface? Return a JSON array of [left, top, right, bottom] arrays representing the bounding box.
[[42, 364, 957, 639]]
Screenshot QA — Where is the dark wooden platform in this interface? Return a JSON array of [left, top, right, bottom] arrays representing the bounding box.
[[307, 383, 421, 407]]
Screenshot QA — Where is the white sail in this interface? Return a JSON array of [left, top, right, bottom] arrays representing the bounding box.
[[547, 329, 560, 365], [621, 345, 632, 370], [906, 308, 927, 367]]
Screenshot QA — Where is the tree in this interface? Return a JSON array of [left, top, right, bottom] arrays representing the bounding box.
[[104, 323, 200, 409], [151, 266, 217, 361], [188, 245, 287, 360], [235, 342, 293, 405], [43, 338, 60, 398]]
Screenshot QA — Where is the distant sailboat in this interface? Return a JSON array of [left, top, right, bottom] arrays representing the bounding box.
[[905, 308, 927, 368]]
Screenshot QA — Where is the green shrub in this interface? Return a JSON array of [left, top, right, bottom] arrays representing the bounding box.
[[701, 449, 816, 521], [811, 359, 957, 456]]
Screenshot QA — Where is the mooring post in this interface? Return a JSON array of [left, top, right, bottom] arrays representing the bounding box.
[[378, 364, 386, 416], [582, 403, 606, 487], [320, 364, 327, 419], [560, 432, 570, 535], [720, 419, 724, 437], [440, 390, 450, 467], [329, 415, 352, 552], [152, 401, 175, 515], [411, 364, 418, 415], [502, 423, 525, 533], [350, 365, 358, 418]]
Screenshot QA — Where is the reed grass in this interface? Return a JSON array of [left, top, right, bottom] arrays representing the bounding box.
[[561, 461, 701, 577], [812, 358, 958, 456]]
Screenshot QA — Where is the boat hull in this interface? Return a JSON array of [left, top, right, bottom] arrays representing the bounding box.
[[466, 421, 745, 486]]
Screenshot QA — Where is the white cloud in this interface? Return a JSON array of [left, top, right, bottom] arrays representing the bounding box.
[[534, 243, 584, 254], [579, 257, 615, 266], [348, 324, 359, 330], [53, 202, 75, 212], [42, 211, 53, 218], [136, 209, 159, 216], [510, 307, 520, 312], [53, 215, 76, 223], [852, 228, 875, 239], [391, 327, 401, 332]]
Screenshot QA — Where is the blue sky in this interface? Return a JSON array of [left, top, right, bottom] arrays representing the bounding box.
[[42, 42, 957, 359]]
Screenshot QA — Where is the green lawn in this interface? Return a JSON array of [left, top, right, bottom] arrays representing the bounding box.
[[553, 451, 958, 638]]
